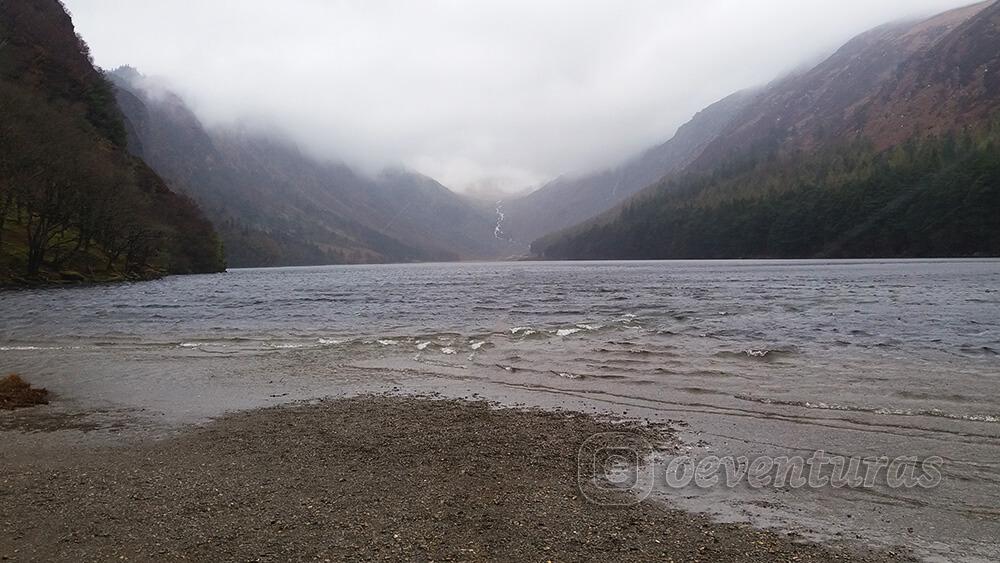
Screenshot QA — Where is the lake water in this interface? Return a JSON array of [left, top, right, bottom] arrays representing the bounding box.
[[2, 260, 999, 561]]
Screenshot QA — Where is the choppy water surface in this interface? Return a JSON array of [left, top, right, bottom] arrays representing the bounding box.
[[2, 260, 999, 561]]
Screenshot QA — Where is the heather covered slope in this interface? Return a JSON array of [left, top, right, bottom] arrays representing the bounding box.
[[686, 1, 997, 169], [534, 1, 1000, 260], [0, 0, 224, 284], [111, 70, 516, 267]]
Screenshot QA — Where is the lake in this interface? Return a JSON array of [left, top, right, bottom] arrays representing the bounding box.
[[2, 259, 999, 561]]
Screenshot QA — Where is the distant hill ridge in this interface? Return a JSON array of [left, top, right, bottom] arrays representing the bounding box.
[[111, 69, 518, 267]]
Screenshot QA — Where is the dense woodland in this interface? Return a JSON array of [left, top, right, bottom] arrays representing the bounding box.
[[534, 120, 1000, 260], [0, 0, 224, 284]]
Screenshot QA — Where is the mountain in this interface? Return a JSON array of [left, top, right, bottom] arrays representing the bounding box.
[[499, 89, 756, 247], [685, 1, 997, 169], [0, 0, 224, 284], [534, 1, 1000, 260], [111, 70, 515, 267]]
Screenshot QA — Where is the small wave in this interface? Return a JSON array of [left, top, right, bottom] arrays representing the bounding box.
[[318, 338, 341, 346], [550, 370, 583, 380], [469, 341, 485, 350], [960, 346, 998, 356], [679, 386, 729, 396], [178, 342, 201, 348], [416, 341, 430, 350], [510, 327, 538, 336], [377, 339, 398, 346], [612, 314, 640, 325], [556, 328, 582, 337], [895, 390, 975, 403], [0, 345, 63, 351], [735, 394, 1000, 423], [962, 414, 1000, 423], [441, 347, 456, 355], [716, 349, 794, 361]]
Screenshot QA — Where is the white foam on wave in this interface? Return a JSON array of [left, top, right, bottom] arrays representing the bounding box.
[[268, 343, 306, 349], [318, 338, 341, 345], [0, 345, 63, 351], [511, 327, 537, 336], [441, 347, 457, 355], [965, 414, 1000, 423], [416, 341, 430, 350], [178, 342, 201, 348], [556, 328, 582, 337], [553, 371, 583, 379], [377, 339, 398, 346], [469, 341, 485, 350]]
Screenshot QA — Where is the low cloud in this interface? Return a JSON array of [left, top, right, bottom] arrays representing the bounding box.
[[66, 0, 975, 191]]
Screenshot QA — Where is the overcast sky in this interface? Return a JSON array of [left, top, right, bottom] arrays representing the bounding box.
[[65, 0, 975, 192]]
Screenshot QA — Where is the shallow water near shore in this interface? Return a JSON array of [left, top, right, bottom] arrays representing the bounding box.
[[2, 259, 999, 561]]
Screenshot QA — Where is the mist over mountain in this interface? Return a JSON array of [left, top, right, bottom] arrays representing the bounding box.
[[64, 0, 976, 193], [111, 70, 517, 267], [499, 89, 757, 247], [533, 1, 1000, 260]]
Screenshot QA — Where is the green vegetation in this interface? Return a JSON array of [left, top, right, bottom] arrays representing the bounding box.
[[535, 120, 1000, 260]]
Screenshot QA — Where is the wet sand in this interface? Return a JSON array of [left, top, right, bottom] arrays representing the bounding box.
[[0, 396, 911, 562]]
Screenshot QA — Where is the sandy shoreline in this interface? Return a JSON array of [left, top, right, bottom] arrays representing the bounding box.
[[1, 396, 911, 562]]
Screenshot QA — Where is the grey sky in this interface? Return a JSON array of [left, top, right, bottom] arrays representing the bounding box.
[[64, 0, 976, 192]]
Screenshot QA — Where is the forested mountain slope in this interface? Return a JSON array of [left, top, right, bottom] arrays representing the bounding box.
[[500, 90, 755, 247], [0, 0, 224, 284], [534, 1, 1000, 260]]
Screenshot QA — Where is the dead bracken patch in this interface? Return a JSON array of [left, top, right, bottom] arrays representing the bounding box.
[[0, 374, 49, 410]]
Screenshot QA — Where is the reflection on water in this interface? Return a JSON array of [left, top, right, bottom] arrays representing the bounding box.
[[2, 259, 999, 561]]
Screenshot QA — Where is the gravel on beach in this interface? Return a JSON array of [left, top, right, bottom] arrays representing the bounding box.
[[0, 396, 912, 562]]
